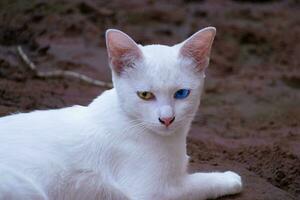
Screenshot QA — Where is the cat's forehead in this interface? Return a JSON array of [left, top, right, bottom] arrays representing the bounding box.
[[141, 44, 179, 67], [130, 44, 200, 90]]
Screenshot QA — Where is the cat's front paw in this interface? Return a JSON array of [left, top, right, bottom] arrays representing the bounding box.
[[222, 171, 242, 195]]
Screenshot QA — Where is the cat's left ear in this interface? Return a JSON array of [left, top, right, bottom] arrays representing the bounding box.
[[179, 27, 216, 71], [106, 29, 143, 75]]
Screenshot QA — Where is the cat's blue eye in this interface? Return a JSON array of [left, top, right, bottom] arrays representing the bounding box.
[[174, 89, 190, 99]]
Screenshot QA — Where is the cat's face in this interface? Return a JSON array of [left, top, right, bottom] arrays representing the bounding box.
[[106, 28, 216, 136]]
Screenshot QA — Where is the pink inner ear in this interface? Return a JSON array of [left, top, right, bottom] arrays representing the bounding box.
[[106, 30, 142, 74], [180, 28, 216, 71]]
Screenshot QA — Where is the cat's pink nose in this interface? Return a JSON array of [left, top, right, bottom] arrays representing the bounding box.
[[159, 117, 175, 127]]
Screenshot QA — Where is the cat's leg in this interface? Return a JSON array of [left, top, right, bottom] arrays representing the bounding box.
[[0, 165, 48, 200], [52, 170, 129, 200], [173, 171, 242, 200]]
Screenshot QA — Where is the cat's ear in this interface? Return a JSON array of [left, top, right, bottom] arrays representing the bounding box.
[[106, 29, 143, 75], [179, 27, 216, 71]]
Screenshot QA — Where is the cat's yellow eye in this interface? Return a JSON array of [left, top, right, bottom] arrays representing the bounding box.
[[137, 91, 155, 100]]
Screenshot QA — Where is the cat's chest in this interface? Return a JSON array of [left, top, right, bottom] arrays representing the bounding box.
[[96, 131, 187, 178], [99, 135, 187, 199]]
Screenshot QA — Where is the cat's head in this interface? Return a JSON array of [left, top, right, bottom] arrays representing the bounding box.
[[106, 27, 216, 136]]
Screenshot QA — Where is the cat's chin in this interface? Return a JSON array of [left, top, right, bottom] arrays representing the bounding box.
[[147, 125, 178, 137]]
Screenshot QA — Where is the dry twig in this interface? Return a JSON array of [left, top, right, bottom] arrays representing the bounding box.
[[17, 46, 113, 88]]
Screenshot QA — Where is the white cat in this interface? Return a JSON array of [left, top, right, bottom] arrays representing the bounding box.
[[0, 27, 242, 200]]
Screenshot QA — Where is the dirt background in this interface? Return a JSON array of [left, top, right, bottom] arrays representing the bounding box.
[[0, 0, 299, 199]]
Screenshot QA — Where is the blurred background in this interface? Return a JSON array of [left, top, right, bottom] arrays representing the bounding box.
[[0, 0, 299, 199]]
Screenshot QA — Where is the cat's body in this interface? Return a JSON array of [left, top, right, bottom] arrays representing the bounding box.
[[0, 28, 242, 200]]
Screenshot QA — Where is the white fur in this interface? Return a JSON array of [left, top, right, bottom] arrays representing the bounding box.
[[0, 28, 242, 200]]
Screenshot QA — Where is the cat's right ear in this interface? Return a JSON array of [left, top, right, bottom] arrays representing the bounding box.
[[106, 29, 143, 75]]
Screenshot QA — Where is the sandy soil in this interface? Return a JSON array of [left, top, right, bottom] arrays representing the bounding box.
[[0, 0, 299, 199]]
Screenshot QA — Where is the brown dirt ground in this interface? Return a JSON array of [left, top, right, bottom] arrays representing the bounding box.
[[0, 0, 299, 199]]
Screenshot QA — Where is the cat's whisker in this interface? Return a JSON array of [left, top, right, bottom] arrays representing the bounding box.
[[174, 116, 195, 123], [121, 122, 147, 136]]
